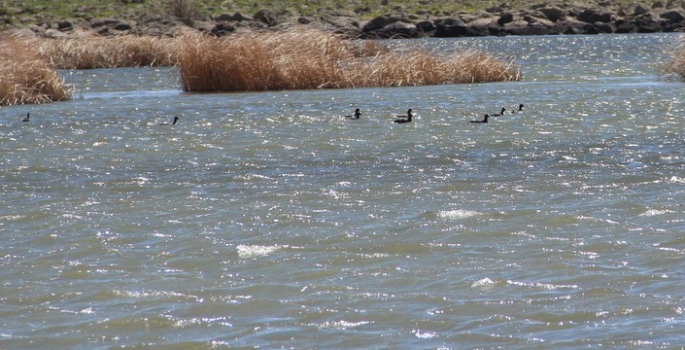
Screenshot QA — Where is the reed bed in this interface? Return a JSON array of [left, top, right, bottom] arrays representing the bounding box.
[[25, 35, 177, 69], [176, 30, 353, 91], [0, 38, 70, 105], [11, 29, 519, 96], [175, 29, 520, 92], [659, 46, 685, 81]]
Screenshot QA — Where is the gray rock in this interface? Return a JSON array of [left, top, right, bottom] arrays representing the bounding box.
[[660, 9, 685, 22], [416, 20, 435, 34], [215, 12, 250, 22], [466, 17, 499, 36], [556, 18, 592, 34], [498, 13, 514, 25], [215, 14, 233, 21], [433, 18, 470, 37], [362, 14, 405, 32], [615, 19, 637, 33], [113, 22, 132, 31], [634, 12, 664, 32], [211, 22, 235, 36], [576, 9, 614, 23], [539, 7, 567, 22], [504, 18, 558, 35], [593, 21, 615, 33], [253, 9, 277, 26], [89, 18, 123, 28], [57, 20, 73, 31], [374, 21, 419, 38], [634, 4, 650, 15]]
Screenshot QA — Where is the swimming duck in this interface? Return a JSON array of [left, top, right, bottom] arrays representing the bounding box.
[[344, 108, 361, 119], [159, 116, 179, 125], [470, 114, 489, 124], [394, 109, 413, 124], [22, 113, 30, 122], [512, 104, 524, 114], [491, 107, 507, 116]]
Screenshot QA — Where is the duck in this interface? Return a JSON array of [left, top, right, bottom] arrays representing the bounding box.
[[491, 107, 507, 116], [394, 109, 413, 124], [22, 113, 30, 122], [159, 116, 179, 126], [470, 114, 489, 124], [512, 104, 524, 114], [344, 108, 361, 120]]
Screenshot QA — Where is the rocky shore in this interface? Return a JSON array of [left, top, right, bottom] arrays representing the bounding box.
[[7, 1, 685, 38]]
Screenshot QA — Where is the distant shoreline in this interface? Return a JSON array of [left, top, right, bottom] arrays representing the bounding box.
[[3, 0, 685, 39]]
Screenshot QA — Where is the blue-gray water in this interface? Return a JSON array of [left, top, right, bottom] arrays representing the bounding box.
[[2, 34, 685, 349]]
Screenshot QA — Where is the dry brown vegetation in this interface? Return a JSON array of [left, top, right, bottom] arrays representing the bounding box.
[[1, 29, 520, 104], [0, 37, 70, 105], [175, 29, 520, 92], [659, 46, 685, 81], [25, 35, 177, 69]]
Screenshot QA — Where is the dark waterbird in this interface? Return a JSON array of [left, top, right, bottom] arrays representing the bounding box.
[[159, 116, 179, 126], [491, 107, 507, 116], [22, 113, 30, 122], [394, 109, 413, 124], [344, 108, 361, 119], [512, 104, 524, 114], [470, 114, 489, 124]]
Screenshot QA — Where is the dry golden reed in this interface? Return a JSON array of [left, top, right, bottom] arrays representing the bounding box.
[[175, 29, 520, 92], [11, 29, 520, 95], [175, 29, 353, 91], [659, 46, 685, 81], [0, 38, 70, 105], [26, 35, 176, 69]]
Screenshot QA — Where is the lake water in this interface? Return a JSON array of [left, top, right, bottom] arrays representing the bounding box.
[[2, 33, 685, 349]]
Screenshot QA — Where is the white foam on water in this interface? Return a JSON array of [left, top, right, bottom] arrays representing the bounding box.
[[236, 244, 281, 258], [668, 176, 685, 184], [413, 329, 437, 339], [471, 277, 496, 288], [318, 320, 372, 330], [507, 280, 579, 290], [437, 209, 480, 219], [639, 209, 674, 217]]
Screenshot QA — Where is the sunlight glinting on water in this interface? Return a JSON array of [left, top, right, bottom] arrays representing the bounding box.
[[2, 34, 685, 349]]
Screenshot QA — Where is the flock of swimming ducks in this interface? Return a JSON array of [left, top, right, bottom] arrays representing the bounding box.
[[345, 104, 524, 124], [18, 104, 524, 126], [19, 112, 180, 126]]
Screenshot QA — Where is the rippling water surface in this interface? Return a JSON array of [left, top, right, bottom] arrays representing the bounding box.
[[2, 34, 685, 349]]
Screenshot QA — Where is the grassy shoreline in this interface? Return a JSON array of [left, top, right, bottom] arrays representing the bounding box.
[[0, 0, 548, 26], [1, 0, 668, 32]]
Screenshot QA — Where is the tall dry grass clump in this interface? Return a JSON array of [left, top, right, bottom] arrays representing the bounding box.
[[659, 46, 685, 80], [347, 50, 519, 87], [175, 29, 356, 91], [444, 50, 521, 83], [175, 29, 520, 92], [26, 35, 177, 69], [0, 38, 70, 105]]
